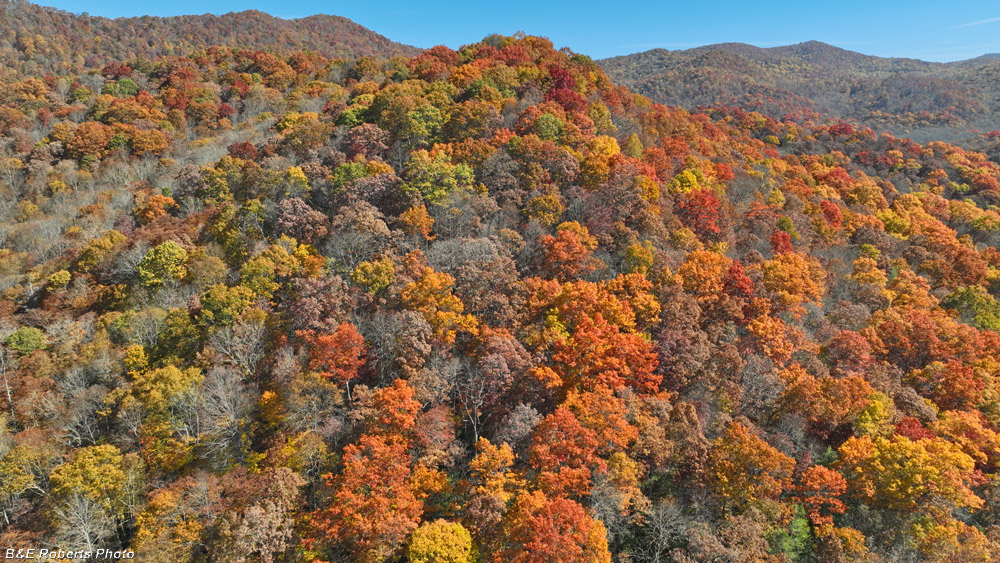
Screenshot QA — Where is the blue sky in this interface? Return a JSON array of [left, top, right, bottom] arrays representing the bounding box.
[[38, 0, 1000, 62]]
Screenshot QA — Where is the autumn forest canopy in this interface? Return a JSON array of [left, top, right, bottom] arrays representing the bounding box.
[[5, 1, 1000, 562]]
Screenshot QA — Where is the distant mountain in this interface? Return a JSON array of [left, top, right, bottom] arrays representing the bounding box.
[[599, 41, 1000, 143], [0, 0, 421, 75]]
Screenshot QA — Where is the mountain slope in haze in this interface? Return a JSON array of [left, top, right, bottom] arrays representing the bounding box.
[[0, 0, 421, 76], [600, 41, 1000, 143]]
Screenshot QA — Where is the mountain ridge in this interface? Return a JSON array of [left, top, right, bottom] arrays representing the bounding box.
[[0, 0, 422, 75], [598, 40, 1000, 143]]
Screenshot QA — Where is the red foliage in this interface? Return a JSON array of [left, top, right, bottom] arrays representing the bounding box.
[[895, 417, 936, 441], [306, 322, 366, 387], [770, 230, 793, 254], [675, 189, 721, 239]]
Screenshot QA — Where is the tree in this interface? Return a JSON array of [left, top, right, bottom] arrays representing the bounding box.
[[348, 123, 390, 159], [757, 252, 826, 316], [312, 434, 423, 562], [408, 520, 475, 563], [706, 423, 795, 512], [275, 197, 328, 244], [51, 493, 115, 553], [581, 135, 620, 187], [538, 221, 601, 281], [66, 121, 112, 161], [823, 330, 873, 377], [910, 509, 999, 563], [564, 387, 638, 456], [77, 230, 127, 272], [212, 468, 305, 563], [500, 490, 612, 563], [456, 347, 517, 443], [130, 364, 203, 415], [138, 241, 189, 288], [401, 205, 437, 240], [401, 104, 444, 147], [48, 445, 142, 546], [551, 313, 659, 394], [402, 150, 475, 204], [209, 309, 269, 378], [370, 378, 422, 440], [305, 322, 366, 399], [200, 284, 257, 328], [792, 465, 848, 527], [401, 266, 478, 344], [905, 360, 985, 411], [622, 134, 643, 158], [770, 230, 793, 254], [777, 364, 874, 430], [675, 188, 722, 240], [676, 250, 729, 304], [351, 257, 396, 295], [837, 435, 983, 512], [4, 327, 47, 356], [465, 438, 524, 546], [529, 407, 606, 498]]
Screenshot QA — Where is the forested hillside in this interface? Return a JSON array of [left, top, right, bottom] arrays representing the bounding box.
[[0, 0, 420, 77], [2, 7, 1000, 563], [600, 41, 1000, 145]]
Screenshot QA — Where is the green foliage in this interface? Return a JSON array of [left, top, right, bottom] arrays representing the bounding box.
[[776, 216, 801, 241], [859, 243, 880, 260], [240, 256, 280, 300], [769, 505, 813, 562], [401, 104, 443, 146], [588, 102, 616, 135], [942, 285, 1000, 330], [154, 308, 203, 364], [534, 113, 564, 141], [4, 327, 47, 355], [331, 161, 369, 188], [623, 241, 655, 275], [402, 150, 474, 204], [622, 133, 643, 158]]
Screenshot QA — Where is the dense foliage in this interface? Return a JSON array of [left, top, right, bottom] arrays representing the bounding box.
[[3, 8, 1000, 562]]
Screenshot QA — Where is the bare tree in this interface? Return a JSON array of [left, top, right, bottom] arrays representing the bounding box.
[[632, 499, 692, 563], [51, 493, 114, 553], [0, 346, 14, 425], [198, 367, 254, 469], [209, 315, 268, 378]]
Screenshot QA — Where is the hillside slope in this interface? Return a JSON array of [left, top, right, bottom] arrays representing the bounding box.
[[2, 25, 1000, 563], [600, 41, 1000, 143], [0, 0, 421, 76]]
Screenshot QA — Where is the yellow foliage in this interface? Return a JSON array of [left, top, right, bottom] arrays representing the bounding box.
[[837, 435, 983, 511], [401, 266, 478, 344], [408, 520, 475, 563]]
